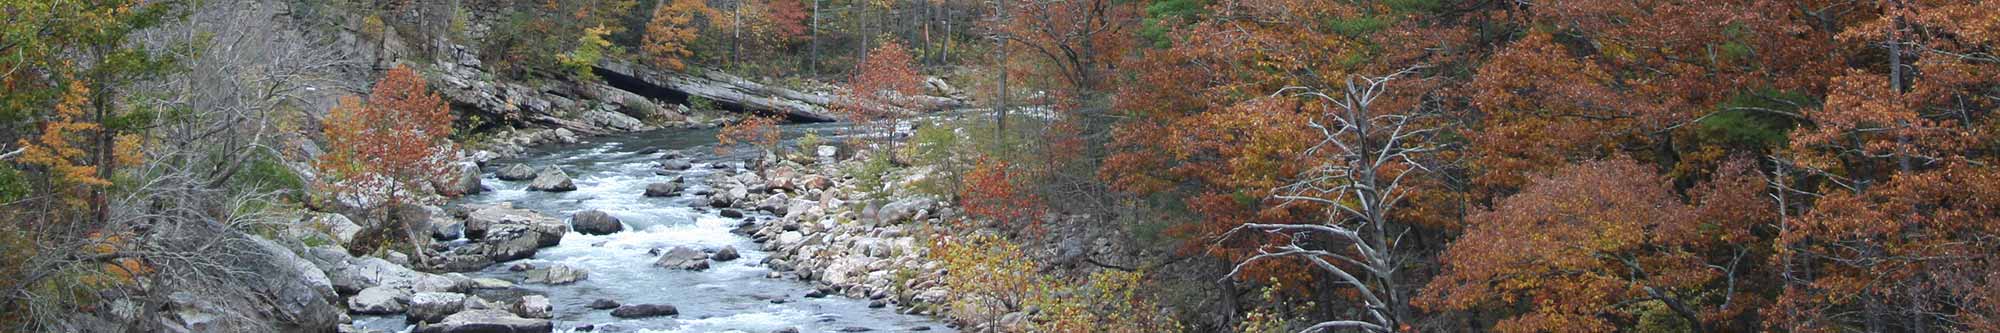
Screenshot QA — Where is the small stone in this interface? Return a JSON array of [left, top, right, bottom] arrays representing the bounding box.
[[712, 246, 741, 262], [587, 299, 620, 310], [719, 209, 745, 218]]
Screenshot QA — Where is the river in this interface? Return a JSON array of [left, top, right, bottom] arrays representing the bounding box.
[[357, 125, 951, 333]]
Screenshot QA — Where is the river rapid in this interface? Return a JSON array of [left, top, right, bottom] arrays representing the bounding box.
[[359, 125, 951, 333]]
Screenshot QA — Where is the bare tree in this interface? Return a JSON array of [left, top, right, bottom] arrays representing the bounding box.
[[1218, 68, 1436, 333]]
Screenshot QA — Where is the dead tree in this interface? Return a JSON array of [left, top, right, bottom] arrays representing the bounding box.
[[1219, 67, 1436, 333]]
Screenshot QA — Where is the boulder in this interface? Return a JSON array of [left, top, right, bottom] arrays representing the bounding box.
[[496, 164, 537, 181], [609, 304, 679, 318], [653, 246, 711, 271], [713, 245, 741, 262], [327, 257, 458, 294], [348, 286, 413, 315], [447, 161, 483, 195], [660, 159, 693, 171], [478, 224, 548, 262], [524, 263, 588, 285], [307, 213, 363, 249], [416, 309, 552, 333], [643, 182, 681, 197], [527, 167, 576, 192], [719, 209, 745, 219], [878, 197, 935, 224], [408, 292, 468, 324], [587, 299, 621, 310], [570, 210, 624, 235], [463, 203, 566, 242], [513, 295, 553, 319]]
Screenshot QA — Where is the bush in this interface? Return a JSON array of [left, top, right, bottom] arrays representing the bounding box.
[[932, 233, 1183, 332]]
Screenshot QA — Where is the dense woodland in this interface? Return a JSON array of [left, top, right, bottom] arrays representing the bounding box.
[[5, 0, 2000, 332]]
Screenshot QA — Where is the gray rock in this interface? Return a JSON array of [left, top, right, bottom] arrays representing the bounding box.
[[496, 164, 537, 181], [713, 245, 741, 262], [660, 159, 693, 171], [878, 197, 935, 224], [416, 309, 552, 333], [525, 263, 588, 285], [513, 295, 553, 319], [348, 286, 412, 315], [719, 209, 745, 218], [587, 299, 620, 310], [653, 246, 711, 271], [463, 203, 566, 242], [308, 213, 363, 248], [448, 161, 483, 195], [609, 304, 679, 318], [527, 167, 576, 192], [408, 292, 468, 324], [570, 210, 623, 235], [643, 182, 681, 197]]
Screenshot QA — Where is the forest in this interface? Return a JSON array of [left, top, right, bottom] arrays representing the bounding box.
[[3, 0, 1999, 332]]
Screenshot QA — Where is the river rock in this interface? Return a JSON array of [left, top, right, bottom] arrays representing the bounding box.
[[653, 246, 711, 271], [496, 164, 537, 181], [463, 203, 566, 242], [416, 309, 552, 333], [525, 263, 589, 285], [348, 286, 412, 315], [468, 278, 513, 289], [514, 295, 553, 319], [570, 210, 623, 235], [327, 256, 458, 294], [478, 224, 550, 262], [643, 182, 681, 197], [713, 245, 741, 262], [609, 304, 679, 318], [528, 167, 576, 192], [661, 159, 693, 171], [408, 292, 468, 324], [587, 299, 620, 310], [719, 209, 745, 218]]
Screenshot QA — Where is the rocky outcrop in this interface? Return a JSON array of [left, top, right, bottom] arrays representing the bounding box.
[[569, 210, 623, 235], [513, 295, 553, 319], [438, 203, 568, 272]]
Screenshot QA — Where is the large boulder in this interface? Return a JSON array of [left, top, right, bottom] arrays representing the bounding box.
[[496, 164, 537, 181], [327, 257, 458, 294], [407, 292, 468, 324], [445, 161, 483, 195], [527, 167, 576, 192], [416, 309, 553, 333], [478, 224, 549, 262], [463, 203, 566, 242], [652, 246, 711, 271], [348, 286, 413, 315], [609, 304, 679, 318], [660, 159, 693, 171], [570, 210, 623, 235]]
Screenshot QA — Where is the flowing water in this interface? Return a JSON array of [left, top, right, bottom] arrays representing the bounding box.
[[358, 125, 951, 333]]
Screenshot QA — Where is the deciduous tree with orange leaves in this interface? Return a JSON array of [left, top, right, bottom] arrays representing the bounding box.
[[316, 65, 459, 265], [644, 0, 715, 71], [842, 41, 923, 140]]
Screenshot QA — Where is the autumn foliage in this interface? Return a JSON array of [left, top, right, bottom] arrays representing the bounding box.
[[958, 158, 1043, 230], [716, 115, 783, 155], [316, 65, 458, 259], [643, 0, 712, 71], [840, 41, 923, 139]]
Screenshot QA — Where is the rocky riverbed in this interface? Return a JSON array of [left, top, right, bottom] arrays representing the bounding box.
[[323, 125, 959, 333]]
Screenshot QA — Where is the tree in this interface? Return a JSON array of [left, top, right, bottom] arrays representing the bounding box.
[[995, 0, 1137, 97], [715, 115, 783, 156], [316, 65, 458, 266], [842, 40, 924, 140], [643, 0, 714, 71], [1421, 157, 1772, 332], [1217, 70, 1438, 333]]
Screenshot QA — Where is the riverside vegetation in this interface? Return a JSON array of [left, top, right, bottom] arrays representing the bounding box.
[[5, 0, 2000, 332]]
